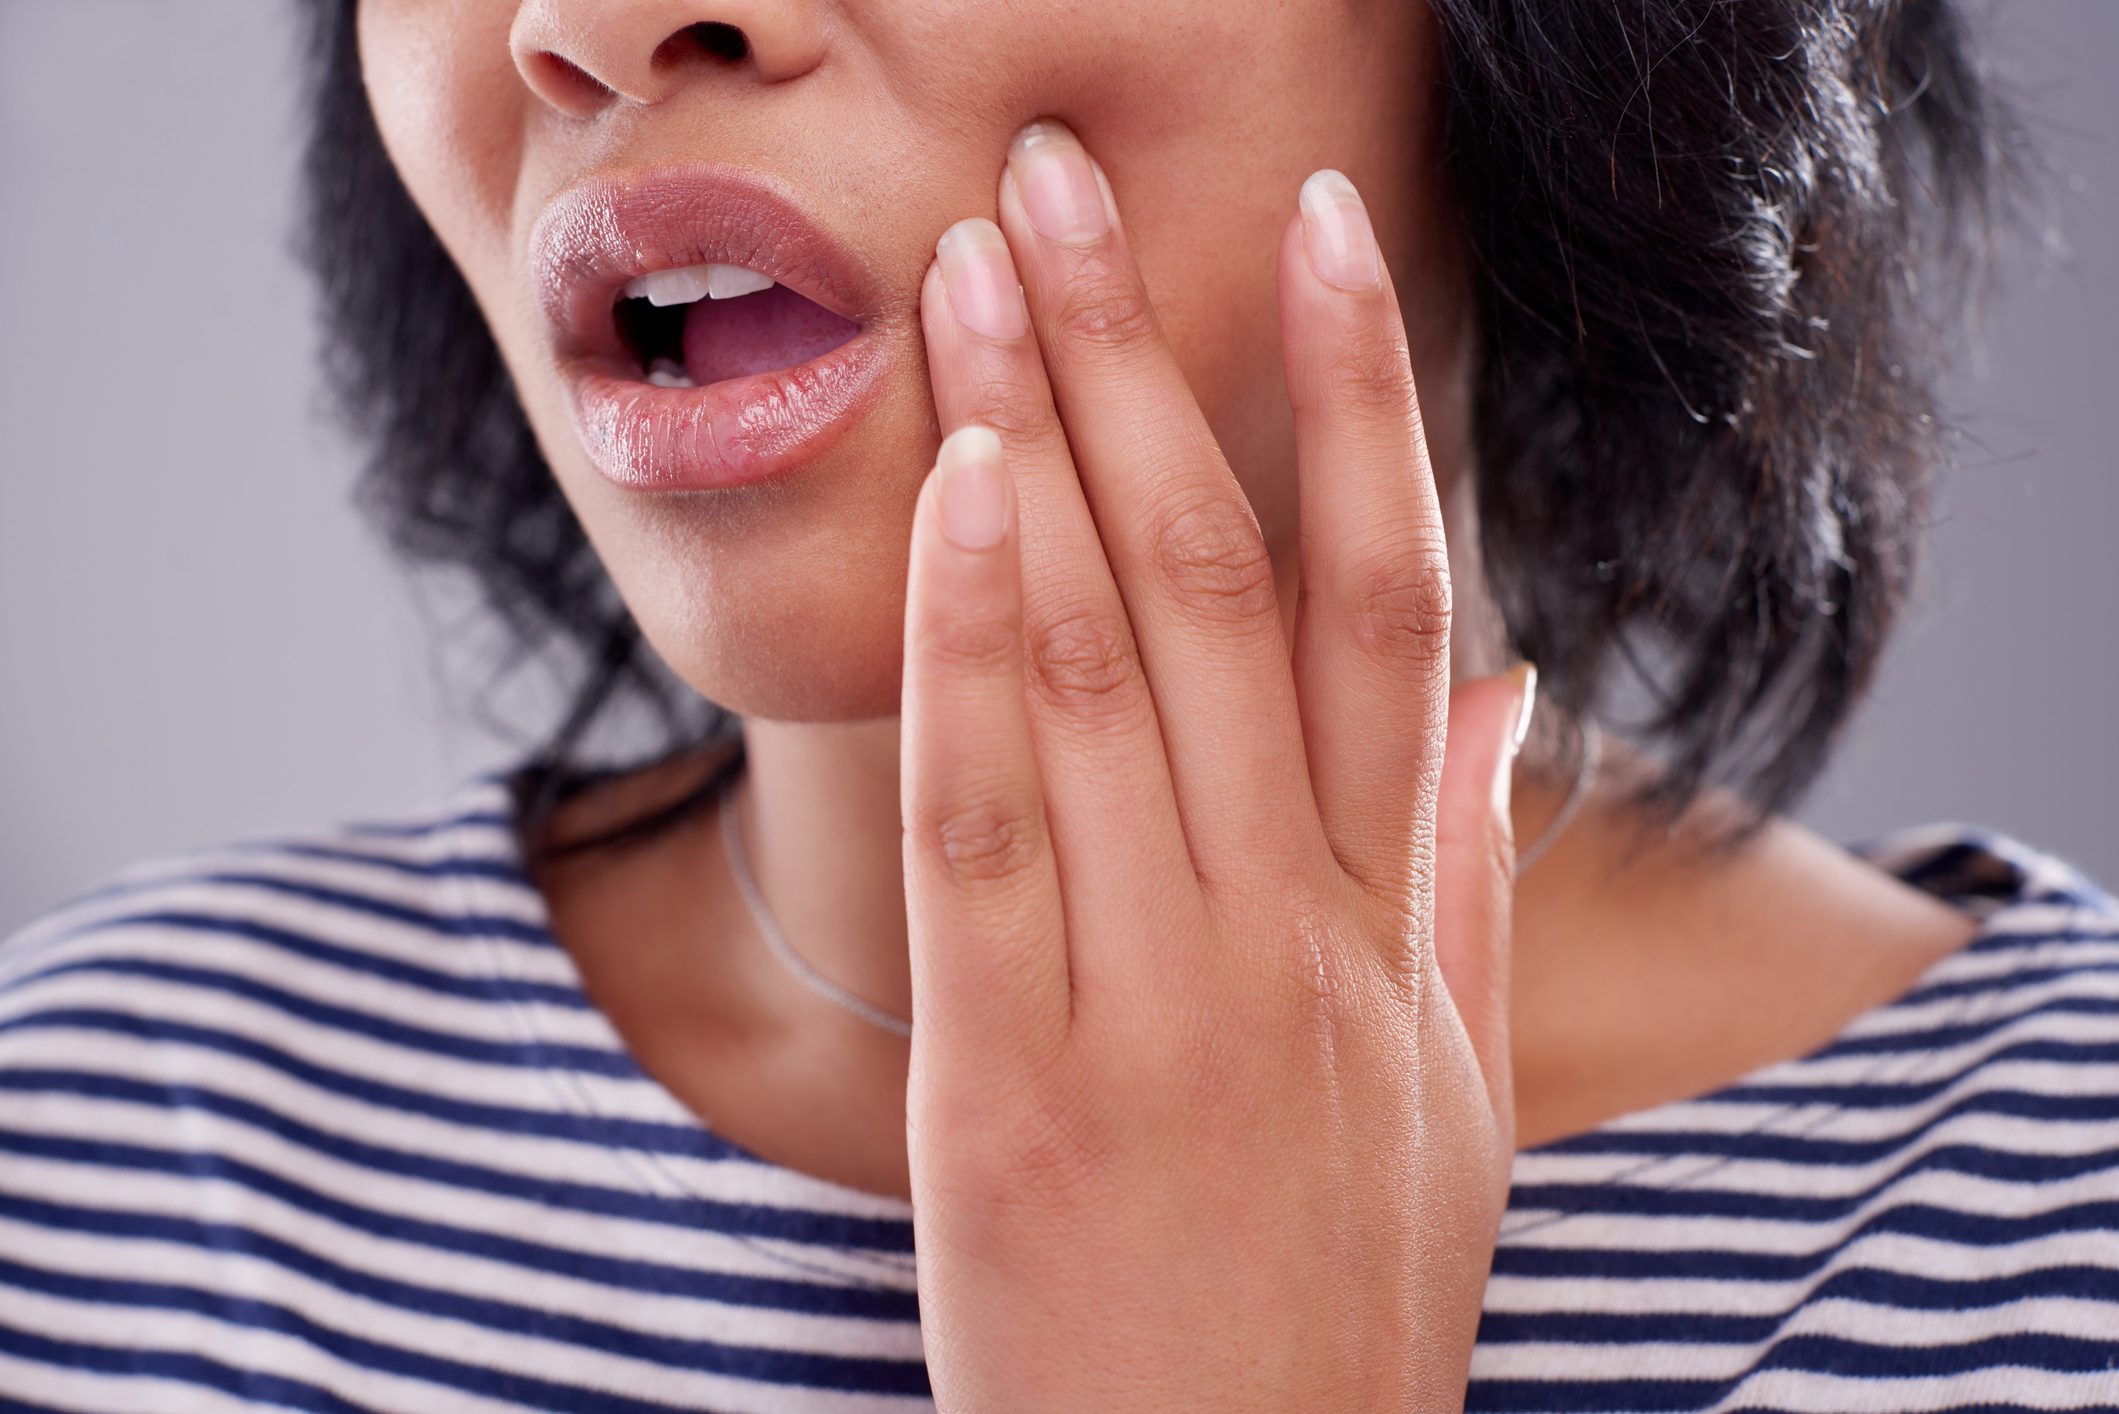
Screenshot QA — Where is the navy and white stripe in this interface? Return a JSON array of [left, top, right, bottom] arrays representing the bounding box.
[[1478, 826, 2119, 1412], [3, 771, 2115, 1411]]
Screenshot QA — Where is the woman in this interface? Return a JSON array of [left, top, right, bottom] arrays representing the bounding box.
[[2, 0, 2112, 1409]]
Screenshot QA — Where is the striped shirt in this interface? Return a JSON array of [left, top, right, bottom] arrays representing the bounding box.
[[2, 764, 2115, 1412]]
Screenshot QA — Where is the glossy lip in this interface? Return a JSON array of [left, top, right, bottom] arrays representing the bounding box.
[[531, 164, 893, 492]]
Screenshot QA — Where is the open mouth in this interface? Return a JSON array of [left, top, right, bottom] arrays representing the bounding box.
[[533, 165, 893, 490], [612, 261, 863, 389]]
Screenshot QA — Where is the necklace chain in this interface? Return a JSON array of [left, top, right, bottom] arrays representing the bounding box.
[[717, 720, 1600, 1040], [719, 778, 915, 1039], [1515, 719, 1602, 877]]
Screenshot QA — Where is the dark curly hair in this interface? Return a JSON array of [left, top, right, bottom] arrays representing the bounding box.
[[296, 0, 2025, 863]]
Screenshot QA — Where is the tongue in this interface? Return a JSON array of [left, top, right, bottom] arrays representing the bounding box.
[[682, 283, 861, 386]]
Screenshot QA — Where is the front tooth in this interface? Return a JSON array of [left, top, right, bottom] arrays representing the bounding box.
[[705, 264, 775, 300], [622, 262, 775, 307], [646, 358, 695, 388], [626, 265, 714, 307]]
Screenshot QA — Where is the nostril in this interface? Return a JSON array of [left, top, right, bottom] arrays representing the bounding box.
[[647, 23, 747, 79], [525, 50, 614, 109], [681, 22, 749, 64]]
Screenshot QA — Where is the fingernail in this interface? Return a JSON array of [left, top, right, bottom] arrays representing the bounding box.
[[1298, 169, 1382, 292], [935, 425, 1010, 551], [936, 219, 1029, 340], [1507, 662, 1539, 758], [1007, 120, 1110, 244]]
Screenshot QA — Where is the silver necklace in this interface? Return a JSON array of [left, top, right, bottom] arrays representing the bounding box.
[[1515, 719, 1601, 877], [719, 776, 915, 1039], [718, 720, 1599, 1039]]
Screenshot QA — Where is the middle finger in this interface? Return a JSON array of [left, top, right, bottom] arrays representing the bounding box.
[[921, 228, 1201, 978], [995, 119, 1324, 897]]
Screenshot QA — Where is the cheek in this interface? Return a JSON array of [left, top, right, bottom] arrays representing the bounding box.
[[1144, 191, 1298, 546], [352, 0, 1436, 697], [357, 0, 529, 326], [985, 0, 1429, 546]]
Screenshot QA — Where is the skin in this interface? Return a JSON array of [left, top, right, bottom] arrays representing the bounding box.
[[358, 0, 1984, 1404]]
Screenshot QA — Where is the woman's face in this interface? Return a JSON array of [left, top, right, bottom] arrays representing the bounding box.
[[359, 0, 1463, 722]]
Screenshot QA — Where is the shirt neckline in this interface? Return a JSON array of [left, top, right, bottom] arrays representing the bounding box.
[[438, 764, 923, 1283], [438, 758, 2100, 1213]]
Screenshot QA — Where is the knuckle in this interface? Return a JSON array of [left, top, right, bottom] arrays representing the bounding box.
[[1150, 493, 1279, 627], [920, 610, 1019, 676], [1342, 549, 1452, 665], [1378, 844, 1440, 1003], [1050, 272, 1161, 356], [1023, 603, 1145, 724], [963, 375, 1068, 460], [914, 790, 1047, 886], [1324, 326, 1421, 422], [1373, 881, 1436, 1007], [989, 1090, 1102, 1192], [1253, 883, 1365, 1020], [939, 1079, 1109, 1222]]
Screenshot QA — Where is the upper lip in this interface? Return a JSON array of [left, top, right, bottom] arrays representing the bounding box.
[[531, 163, 883, 368]]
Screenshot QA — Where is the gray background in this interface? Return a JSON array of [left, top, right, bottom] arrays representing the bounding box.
[[2, 3, 2113, 935]]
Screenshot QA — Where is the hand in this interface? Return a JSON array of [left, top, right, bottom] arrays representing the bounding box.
[[899, 118, 1528, 1412]]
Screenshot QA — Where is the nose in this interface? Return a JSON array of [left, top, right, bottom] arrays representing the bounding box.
[[510, 0, 828, 113]]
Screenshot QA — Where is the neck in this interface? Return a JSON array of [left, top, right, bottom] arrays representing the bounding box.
[[731, 712, 917, 1026], [536, 572, 1978, 1190], [723, 728, 1583, 1048], [714, 538, 1591, 1043]]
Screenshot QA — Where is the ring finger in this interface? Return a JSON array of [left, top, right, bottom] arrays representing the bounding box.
[[921, 224, 1203, 991]]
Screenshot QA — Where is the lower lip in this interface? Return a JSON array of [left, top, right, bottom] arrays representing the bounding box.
[[564, 326, 889, 493]]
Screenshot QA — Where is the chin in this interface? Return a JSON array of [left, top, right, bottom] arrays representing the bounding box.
[[548, 381, 935, 727], [663, 610, 910, 725]]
